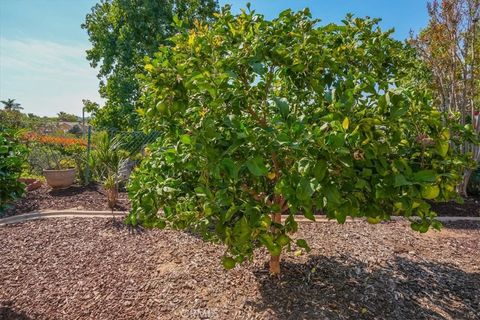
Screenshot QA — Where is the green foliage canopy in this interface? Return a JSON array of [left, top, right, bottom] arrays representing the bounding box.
[[127, 8, 473, 270], [82, 0, 219, 130]]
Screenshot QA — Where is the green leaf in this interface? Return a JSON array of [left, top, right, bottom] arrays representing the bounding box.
[[411, 221, 429, 233], [261, 234, 281, 255], [440, 129, 450, 140], [323, 184, 341, 206], [313, 160, 328, 181], [390, 106, 408, 118], [303, 210, 316, 221], [194, 186, 207, 197], [246, 157, 268, 176], [172, 15, 182, 27], [335, 210, 347, 224], [260, 234, 275, 251], [154, 220, 166, 229], [354, 179, 367, 189], [273, 98, 289, 117], [221, 158, 239, 179], [296, 178, 315, 201], [436, 140, 449, 157], [233, 217, 251, 243], [276, 234, 290, 246], [394, 174, 411, 187], [222, 256, 236, 270], [224, 205, 237, 222], [413, 170, 436, 183], [362, 168, 373, 177], [180, 134, 191, 144], [367, 216, 382, 224], [327, 133, 345, 148], [250, 61, 266, 75], [296, 239, 311, 252]]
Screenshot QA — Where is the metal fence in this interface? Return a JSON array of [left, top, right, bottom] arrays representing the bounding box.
[[21, 125, 161, 186], [84, 126, 161, 184]]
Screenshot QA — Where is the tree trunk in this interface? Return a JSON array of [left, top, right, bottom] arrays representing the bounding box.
[[107, 186, 118, 210], [269, 211, 282, 275]]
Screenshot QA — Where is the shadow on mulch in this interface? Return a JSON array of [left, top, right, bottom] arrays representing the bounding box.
[[102, 217, 146, 235], [48, 184, 103, 197], [1, 183, 131, 218], [0, 302, 36, 320], [430, 196, 480, 217], [251, 255, 480, 319]]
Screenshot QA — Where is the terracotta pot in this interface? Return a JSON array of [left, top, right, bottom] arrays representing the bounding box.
[[43, 168, 76, 189], [18, 178, 43, 191]]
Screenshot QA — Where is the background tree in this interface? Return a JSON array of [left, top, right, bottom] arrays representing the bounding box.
[[1, 99, 24, 129], [57, 111, 79, 122], [127, 8, 473, 274], [82, 0, 219, 130], [410, 0, 479, 195], [1, 99, 23, 111], [0, 101, 58, 131]]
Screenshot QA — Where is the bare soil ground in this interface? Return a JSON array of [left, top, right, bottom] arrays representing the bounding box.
[[1, 218, 479, 320]]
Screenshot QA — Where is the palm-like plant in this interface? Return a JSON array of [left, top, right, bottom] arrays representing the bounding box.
[[91, 132, 126, 210], [1, 99, 23, 111]]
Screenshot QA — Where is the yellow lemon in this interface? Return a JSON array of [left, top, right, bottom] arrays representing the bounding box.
[[421, 185, 440, 200]]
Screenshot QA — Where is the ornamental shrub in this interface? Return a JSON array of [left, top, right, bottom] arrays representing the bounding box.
[[0, 129, 27, 213], [127, 8, 473, 274]]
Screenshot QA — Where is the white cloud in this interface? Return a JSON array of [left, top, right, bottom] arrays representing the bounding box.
[[0, 37, 103, 116]]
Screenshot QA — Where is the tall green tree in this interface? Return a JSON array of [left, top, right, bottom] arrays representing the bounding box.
[[0, 99, 24, 130], [410, 0, 479, 195], [127, 8, 474, 274], [82, 0, 219, 130]]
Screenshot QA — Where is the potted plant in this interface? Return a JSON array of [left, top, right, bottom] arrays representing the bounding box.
[[43, 166, 76, 189], [29, 146, 76, 188]]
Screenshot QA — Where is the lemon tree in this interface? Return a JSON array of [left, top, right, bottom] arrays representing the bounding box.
[[127, 7, 473, 274]]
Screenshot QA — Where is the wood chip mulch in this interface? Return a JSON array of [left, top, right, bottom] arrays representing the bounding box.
[[1, 184, 130, 218], [430, 197, 480, 217], [1, 218, 479, 320]]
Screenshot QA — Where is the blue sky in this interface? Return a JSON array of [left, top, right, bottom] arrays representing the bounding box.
[[0, 0, 429, 117]]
